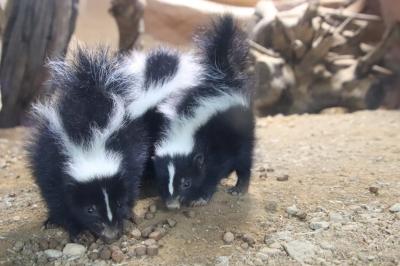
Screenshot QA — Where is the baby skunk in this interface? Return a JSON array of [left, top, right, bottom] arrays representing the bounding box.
[[27, 48, 149, 243], [152, 15, 254, 209]]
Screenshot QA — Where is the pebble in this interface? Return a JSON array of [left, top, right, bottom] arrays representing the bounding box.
[[286, 205, 298, 215], [319, 241, 335, 250], [44, 249, 63, 260], [111, 249, 124, 263], [167, 218, 177, 227], [88, 251, 99, 260], [389, 203, 400, 213], [123, 220, 135, 234], [242, 233, 256, 245], [135, 245, 147, 256], [309, 220, 330, 230], [276, 175, 289, 181], [369, 186, 379, 195], [256, 249, 269, 261], [259, 247, 281, 256], [13, 241, 24, 252], [63, 243, 87, 257], [258, 167, 266, 172], [149, 204, 157, 213], [295, 211, 307, 220], [38, 238, 49, 250], [144, 239, 157, 246], [48, 239, 59, 249], [141, 226, 154, 237], [149, 230, 163, 241], [215, 256, 230, 266], [184, 210, 196, 218], [146, 245, 159, 256], [329, 212, 346, 223], [99, 247, 111, 260], [265, 201, 278, 212], [145, 212, 155, 220], [241, 242, 249, 249], [130, 228, 142, 239], [283, 240, 316, 263], [223, 232, 234, 244]]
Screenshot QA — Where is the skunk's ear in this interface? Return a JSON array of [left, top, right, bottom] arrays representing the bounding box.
[[193, 153, 204, 169]]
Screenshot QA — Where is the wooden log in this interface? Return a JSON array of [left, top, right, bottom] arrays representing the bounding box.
[[109, 0, 145, 52], [0, 0, 78, 127]]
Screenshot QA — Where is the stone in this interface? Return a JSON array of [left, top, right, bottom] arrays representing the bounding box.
[[295, 211, 307, 221], [149, 204, 157, 213], [62, 243, 86, 257], [48, 239, 59, 249], [277, 175, 289, 181], [256, 250, 269, 261], [215, 256, 230, 266], [286, 205, 298, 215], [283, 240, 317, 263], [223, 232, 234, 244], [310, 220, 330, 230], [13, 241, 24, 252], [369, 186, 379, 195], [99, 247, 111, 260], [130, 228, 142, 239], [88, 251, 99, 260], [141, 226, 154, 238], [38, 239, 49, 250], [167, 218, 177, 227], [329, 212, 346, 223], [145, 212, 155, 220], [265, 201, 278, 212], [44, 249, 63, 260], [111, 249, 124, 263], [149, 230, 163, 240], [259, 247, 281, 256], [144, 239, 157, 246], [146, 245, 159, 256], [241, 242, 249, 249], [135, 245, 147, 256], [123, 219, 135, 234], [389, 203, 400, 213], [242, 233, 256, 245]]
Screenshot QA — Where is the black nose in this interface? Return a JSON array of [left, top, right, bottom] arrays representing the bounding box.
[[181, 179, 191, 189]]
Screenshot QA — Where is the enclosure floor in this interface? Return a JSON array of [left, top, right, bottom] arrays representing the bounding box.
[[0, 110, 399, 265]]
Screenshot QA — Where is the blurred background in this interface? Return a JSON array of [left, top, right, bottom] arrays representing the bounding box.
[[0, 0, 399, 127]]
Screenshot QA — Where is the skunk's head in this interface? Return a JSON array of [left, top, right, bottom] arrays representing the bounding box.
[[65, 176, 133, 243], [153, 153, 206, 209]]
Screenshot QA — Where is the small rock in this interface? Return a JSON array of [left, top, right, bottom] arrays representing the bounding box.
[[88, 251, 99, 260], [295, 211, 307, 221], [258, 167, 266, 172], [215, 256, 230, 266], [276, 175, 289, 182], [242, 233, 256, 245], [44, 249, 63, 260], [63, 243, 86, 257], [167, 218, 177, 227], [329, 212, 346, 223], [146, 245, 159, 256], [184, 210, 195, 218], [99, 247, 112, 260], [135, 245, 147, 256], [265, 201, 278, 212], [145, 212, 155, 220], [389, 203, 400, 213], [13, 241, 24, 252], [149, 204, 157, 213], [141, 226, 154, 238], [38, 238, 49, 250], [369, 186, 379, 195], [123, 219, 135, 234], [319, 241, 335, 250], [144, 239, 157, 246], [269, 242, 282, 249], [283, 240, 316, 263], [111, 249, 124, 263], [130, 228, 142, 239], [223, 232, 234, 244], [309, 220, 330, 230], [253, 258, 264, 266], [256, 250, 269, 261], [48, 239, 59, 249], [149, 230, 162, 241], [241, 242, 249, 249], [259, 247, 280, 256], [259, 173, 268, 179], [286, 205, 298, 215]]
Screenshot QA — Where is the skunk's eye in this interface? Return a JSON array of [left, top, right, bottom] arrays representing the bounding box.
[[87, 205, 96, 214], [181, 179, 192, 190]]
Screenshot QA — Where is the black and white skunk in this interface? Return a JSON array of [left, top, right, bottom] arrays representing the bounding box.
[[27, 48, 150, 243], [152, 15, 255, 209]]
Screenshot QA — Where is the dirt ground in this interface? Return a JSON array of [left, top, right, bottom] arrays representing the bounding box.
[[0, 110, 399, 266]]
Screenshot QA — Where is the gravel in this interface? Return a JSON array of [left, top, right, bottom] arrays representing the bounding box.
[[223, 232, 234, 244], [62, 243, 87, 257], [286, 205, 298, 215]]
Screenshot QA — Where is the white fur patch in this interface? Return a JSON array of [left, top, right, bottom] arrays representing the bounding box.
[[167, 162, 175, 195], [156, 92, 249, 157], [33, 95, 125, 182], [124, 52, 203, 119], [102, 188, 113, 222]]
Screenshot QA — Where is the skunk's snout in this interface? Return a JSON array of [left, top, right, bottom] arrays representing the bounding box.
[[165, 197, 181, 210], [100, 224, 121, 244]]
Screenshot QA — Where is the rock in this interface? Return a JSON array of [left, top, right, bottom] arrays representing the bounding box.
[[129, 228, 142, 239], [389, 203, 400, 213], [259, 247, 281, 256], [144, 239, 157, 246], [258, 167, 266, 172], [149, 204, 157, 213], [38, 239, 49, 250], [309, 220, 330, 230], [145, 212, 155, 220], [141, 226, 154, 237], [242, 234, 256, 245], [99, 247, 112, 260], [295, 211, 307, 221], [265, 201, 278, 212], [215, 256, 230, 266], [48, 239, 59, 249], [44, 249, 63, 260], [283, 240, 317, 263], [184, 210, 195, 218], [149, 230, 163, 241], [286, 205, 298, 215], [88, 251, 99, 260], [269, 242, 282, 249], [276, 175, 289, 181], [123, 219, 135, 234], [63, 243, 86, 257], [135, 245, 147, 256], [319, 241, 335, 250], [13, 241, 24, 252], [369, 186, 379, 195], [167, 218, 177, 227], [111, 249, 124, 263], [241, 242, 249, 249], [329, 212, 347, 223], [146, 245, 159, 256], [256, 249, 269, 261], [223, 232, 234, 244]]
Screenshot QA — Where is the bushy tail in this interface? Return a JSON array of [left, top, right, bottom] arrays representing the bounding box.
[[195, 14, 249, 80]]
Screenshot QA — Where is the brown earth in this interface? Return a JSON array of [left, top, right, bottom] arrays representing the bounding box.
[[0, 110, 399, 265]]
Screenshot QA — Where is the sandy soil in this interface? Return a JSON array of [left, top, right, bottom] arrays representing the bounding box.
[[0, 110, 399, 266]]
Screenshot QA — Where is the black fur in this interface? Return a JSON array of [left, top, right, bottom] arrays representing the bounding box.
[[27, 47, 149, 243], [144, 49, 179, 88], [153, 15, 254, 208]]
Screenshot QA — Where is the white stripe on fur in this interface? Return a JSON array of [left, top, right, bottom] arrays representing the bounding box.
[[156, 92, 249, 157], [168, 162, 175, 195], [102, 188, 113, 222]]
